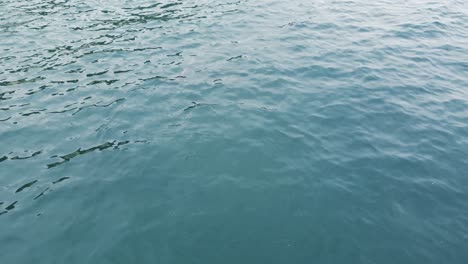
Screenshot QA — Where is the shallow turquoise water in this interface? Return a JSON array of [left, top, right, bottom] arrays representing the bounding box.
[[1, 0, 468, 263]]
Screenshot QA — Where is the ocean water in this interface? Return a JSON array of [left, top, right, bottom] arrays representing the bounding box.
[[1, 0, 468, 263]]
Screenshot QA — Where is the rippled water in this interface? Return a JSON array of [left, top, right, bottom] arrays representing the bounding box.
[[1, 0, 468, 263]]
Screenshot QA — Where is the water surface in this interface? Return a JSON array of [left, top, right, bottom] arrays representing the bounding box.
[[1, 0, 468, 263]]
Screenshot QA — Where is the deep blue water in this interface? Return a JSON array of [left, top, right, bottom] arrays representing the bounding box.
[[1, 0, 468, 263]]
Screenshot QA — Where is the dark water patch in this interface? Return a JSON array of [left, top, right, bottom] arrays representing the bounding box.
[[0, 91, 15, 100], [86, 79, 118, 86], [86, 70, 108, 77], [183, 102, 201, 112], [25, 85, 48, 95], [133, 47, 162, 52], [160, 2, 182, 9], [167, 51, 183, 57], [53, 177, 70, 184], [66, 68, 84, 73], [47, 142, 114, 168], [49, 107, 78, 114], [16, 180, 38, 193], [114, 69, 132, 74], [10, 151, 42, 160], [21, 110, 46, 117], [46, 140, 131, 169], [122, 3, 161, 10], [117, 141, 130, 147], [5, 201, 17, 210], [0, 76, 45, 86], [227, 55, 243, 61], [33, 188, 50, 200], [183, 102, 216, 112], [140, 75, 168, 82], [72, 98, 124, 115]]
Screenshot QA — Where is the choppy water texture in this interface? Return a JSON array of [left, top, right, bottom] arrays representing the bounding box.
[[1, 0, 468, 263]]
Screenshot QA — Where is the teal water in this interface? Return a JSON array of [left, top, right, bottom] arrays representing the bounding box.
[[1, 0, 468, 263]]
